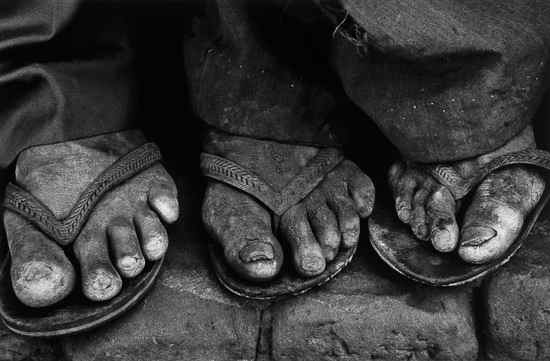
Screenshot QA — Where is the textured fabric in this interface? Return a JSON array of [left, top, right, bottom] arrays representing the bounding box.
[[326, 0, 550, 162], [3, 1, 549, 166], [0, 1, 135, 168], [184, 0, 340, 147]]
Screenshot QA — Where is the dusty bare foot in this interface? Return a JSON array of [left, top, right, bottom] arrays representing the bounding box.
[[5, 130, 179, 307], [202, 133, 374, 282], [388, 126, 545, 264]]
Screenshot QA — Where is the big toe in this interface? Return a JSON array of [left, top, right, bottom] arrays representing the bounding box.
[[12, 260, 74, 308], [203, 182, 283, 282], [459, 204, 521, 264], [459, 167, 545, 264], [5, 212, 75, 308]]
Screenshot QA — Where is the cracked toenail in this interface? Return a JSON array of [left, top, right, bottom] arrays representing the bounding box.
[[145, 235, 166, 258], [239, 242, 274, 263], [90, 270, 114, 292], [301, 255, 324, 273], [119, 256, 138, 270], [21, 262, 54, 283], [461, 226, 497, 247]]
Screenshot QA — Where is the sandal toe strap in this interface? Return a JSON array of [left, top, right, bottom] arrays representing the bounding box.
[[3, 143, 162, 245], [201, 148, 344, 216], [427, 148, 550, 199]]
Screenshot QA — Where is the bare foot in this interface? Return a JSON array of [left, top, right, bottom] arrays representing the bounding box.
[[388, 126, 545, 264], [5, 131, 179, 307], [202, 133, 374, 281]]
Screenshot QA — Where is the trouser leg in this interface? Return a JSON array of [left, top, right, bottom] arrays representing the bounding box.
[[0, 1, 136, 168], [184, 0, 338, 147], [320, 0, 550, 162]]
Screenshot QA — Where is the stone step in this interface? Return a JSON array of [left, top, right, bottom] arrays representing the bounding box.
[[62, 219, 262, 361], [270, 242, 478, 361], [62, 225, 478, 361], [483, 218, 550, 361]]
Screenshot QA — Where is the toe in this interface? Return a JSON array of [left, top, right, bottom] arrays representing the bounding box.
[[388, 162, 404, 185], [203, 183, 282, 281], [389, 165, 417, 223], [148, 178, 179, 224], [107, 218, 146, 278], [307, 203, 341, 261], [348, 168, 375, 218], [74, 231, 122, 302], [5, 212, 75, 308], [459, 203, 518, 264], [327, 192, 360, 248], [281, 205, 326, 277], [410, 187, 430, 240], [426, 186, 459, 252], [135, 208, 169, 261]]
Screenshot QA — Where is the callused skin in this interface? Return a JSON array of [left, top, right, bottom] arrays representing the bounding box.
[[5, 130, 179, 307], [202, 133, 375, 282], [389, 126, 545, 264]]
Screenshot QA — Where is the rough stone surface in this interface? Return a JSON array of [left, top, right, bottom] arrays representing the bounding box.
[[483, 217, 550, 361], [271, 238, 479, 361], [0, 323, 59, 361], [62, 177, 263, 361]]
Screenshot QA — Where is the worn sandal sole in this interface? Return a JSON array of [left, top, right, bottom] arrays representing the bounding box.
[[201, 147, 358, 299], [369, 148, 550, 286], [0, 142, 166, 336], [209, 241, 356, 300]]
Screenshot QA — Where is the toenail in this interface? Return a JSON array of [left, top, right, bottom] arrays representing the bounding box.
[[397, 207, 411, 222], [120, 256, 137, 269], [118, 256, 144, 275], [301, 255, 325, 274], [432, 229, 454, 252], [461, 226, 497, 247], [153, 196, 178, 222], [414, 224, 427, 239], [90, 270, 114, 292], [145, 235, 167, 258], [17, 262, 64, 296], [239, 242, 274, 263], [20, 262, 54, 283]]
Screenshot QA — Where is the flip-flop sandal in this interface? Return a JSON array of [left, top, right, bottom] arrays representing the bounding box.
[[369, 148, 550, 287], [0, 142, 164, 337], [201, 148, 358, 300]]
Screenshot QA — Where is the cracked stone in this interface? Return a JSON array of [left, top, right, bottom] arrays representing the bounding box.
[[0, 322, 58, 361], [271, 235, 478, 361], [62, 177, 262, 361], [483, 217, 550, 361]]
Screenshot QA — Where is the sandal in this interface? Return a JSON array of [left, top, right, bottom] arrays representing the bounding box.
[[200, 134, 366, 300], [0, 142, 166, 336], [369, 148, 550, 286]]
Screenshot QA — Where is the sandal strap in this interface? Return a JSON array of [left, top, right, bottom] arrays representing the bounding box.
[[3, 143, 162, 246], [427, 148, 550, 199], [201, 148, 344, 215]]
